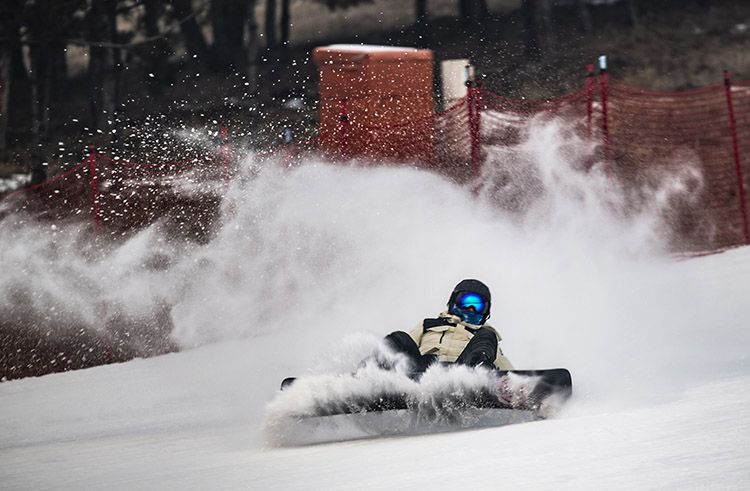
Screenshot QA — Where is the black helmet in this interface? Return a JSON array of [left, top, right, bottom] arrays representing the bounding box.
[[448, 279, 491, 324]]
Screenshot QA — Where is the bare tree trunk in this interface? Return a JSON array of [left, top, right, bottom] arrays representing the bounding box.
[[628, 0, 639, 26], [521, 0, 559, 57], [0, 47, 11, 156], [522, 0, 540, 59], [212, 0, 249, 71], [0, 0, 22, 159], [143, 0, 167, 95], [0, 8, 15, 157], [50, 43, 67, 101], [31, 50, 51, 141], [576, 0, 592, 34], [280, 0, 291, 48], [29, 44, 52, 183], [265, 0, 277, 50], [247, 1, 260, 97], [144, 0, 160, 44], [458, 0, 485, 28], [89, 0, 119, 130], [416, 0, 428, 25], [415, 0, 429, 47], [23, 0, 58, 183], [537, 0, 556, 54], [7, 0, 26, 81], [173, 0, 210, 61]]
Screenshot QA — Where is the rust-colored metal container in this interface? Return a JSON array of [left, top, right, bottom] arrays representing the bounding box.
[[312, 45, 434, 163]]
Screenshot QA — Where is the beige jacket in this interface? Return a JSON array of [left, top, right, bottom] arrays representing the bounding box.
[[407, 311, 514, 370]]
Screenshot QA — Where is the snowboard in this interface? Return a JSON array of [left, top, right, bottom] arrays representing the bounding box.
[[266, 368, 572, 445]]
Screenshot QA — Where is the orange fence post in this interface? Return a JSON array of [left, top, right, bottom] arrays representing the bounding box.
[[723, 70, 750, 245], [88, 145, 101, 234]]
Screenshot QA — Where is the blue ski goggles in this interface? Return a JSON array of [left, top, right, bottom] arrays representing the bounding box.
[[454, 292, 488, 315]]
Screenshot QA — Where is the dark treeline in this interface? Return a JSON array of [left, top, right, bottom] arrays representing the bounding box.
[[0, 0, 702, 183], [1, 0, 270, 183]]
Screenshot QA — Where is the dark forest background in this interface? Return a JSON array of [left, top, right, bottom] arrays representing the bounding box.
[[0, 0, 748, 185]]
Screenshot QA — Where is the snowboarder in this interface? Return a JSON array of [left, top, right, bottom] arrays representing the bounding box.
[[382, 279, 513, 377], [275, 278, 572, 441]]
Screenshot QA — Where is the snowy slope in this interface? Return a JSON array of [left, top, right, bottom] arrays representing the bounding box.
[[2, 243, 749, 489], [2, 120, 750, 489]]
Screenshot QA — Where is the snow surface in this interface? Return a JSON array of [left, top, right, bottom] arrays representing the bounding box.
[[323, 44, 418, 53], [0, 173, 30, 194], [2, 118, 749, 489]]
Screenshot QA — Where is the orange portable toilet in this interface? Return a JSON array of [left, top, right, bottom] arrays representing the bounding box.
[[312, 44, 434, 163]]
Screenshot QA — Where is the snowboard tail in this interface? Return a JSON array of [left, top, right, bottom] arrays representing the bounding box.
[[266, 368, 573, 445], [280, 368, 572, 414]]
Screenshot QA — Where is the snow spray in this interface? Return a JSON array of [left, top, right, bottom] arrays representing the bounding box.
[[1, 115, 748, 416]]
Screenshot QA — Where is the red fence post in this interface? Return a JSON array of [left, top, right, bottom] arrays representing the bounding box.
[[472, 81, 482, 178], [723, 70, 750, 245], [466, 78, 482, 179], [598, 55, 610, 162], [466, 78, 475, 134], [88, 145, 101, 234], [586, 63, 595, 138]]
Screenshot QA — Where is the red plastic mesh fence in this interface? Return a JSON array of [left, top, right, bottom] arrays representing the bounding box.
[[0, 161, 93, 223], [482, 87, 591, 147], [605, 78, 749, 250], [726, 78, 750, 244], [93, 153, 224, 236], [2, 76, 749, 253], [434, 98, 472, 178], [433, 76, 749, 252], [0, 149, 227, 239]]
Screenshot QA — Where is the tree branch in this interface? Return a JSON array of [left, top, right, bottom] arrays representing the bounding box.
[[66, 10, 198, 49]]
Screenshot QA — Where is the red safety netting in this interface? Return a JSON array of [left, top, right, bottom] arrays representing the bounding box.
[[0, 161, 93, 223], [3, 74, 749, 253], [481, 86, 591, 150], [434, 99, 472, 179], [0, 149, 229, 238], [606, 78, 749, 250], [437, 77, 749, 252], [93, 153, 225, 235]]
